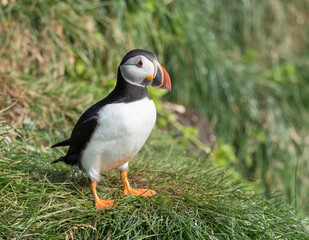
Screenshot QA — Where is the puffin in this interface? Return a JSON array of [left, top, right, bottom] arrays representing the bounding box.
[[52, 49, 171, 208]]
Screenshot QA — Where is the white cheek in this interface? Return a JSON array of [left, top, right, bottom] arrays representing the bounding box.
[[144, 62, 155, 77], [120, 61, 154, 86], [120, 65, 146, 82]]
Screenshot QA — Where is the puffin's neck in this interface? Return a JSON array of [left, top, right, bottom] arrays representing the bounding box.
[[113, 68, 150, 102]]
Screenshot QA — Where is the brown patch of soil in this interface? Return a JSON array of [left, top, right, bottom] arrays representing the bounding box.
[[0, 80, 31, 126], [166, 102, 217, 150]]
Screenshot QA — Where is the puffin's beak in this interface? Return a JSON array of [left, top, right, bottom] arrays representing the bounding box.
[[151, 61, 171, 91]]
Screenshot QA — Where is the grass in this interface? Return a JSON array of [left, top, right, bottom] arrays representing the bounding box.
[[1, 73, 308, 238], [1, 0, 309, 214], [1, 0, 309, 238], [1, 123, 309, 239]]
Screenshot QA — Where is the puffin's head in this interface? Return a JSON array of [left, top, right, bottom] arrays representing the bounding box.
[[119, 49, 171, 90]]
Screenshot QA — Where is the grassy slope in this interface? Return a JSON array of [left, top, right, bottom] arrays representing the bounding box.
[[1, 1, 309, 238], [1, 78, 309, 239], [1, 127, 309, 239], [1, 0, 309, 214], [1, 126, 309, 239]]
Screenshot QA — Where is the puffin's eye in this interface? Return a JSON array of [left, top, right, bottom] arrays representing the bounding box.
[[136, 60, 143, 68]]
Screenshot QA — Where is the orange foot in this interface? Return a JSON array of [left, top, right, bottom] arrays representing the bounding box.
[[124, 189, 157, 197], [95, 199, 115, 208]]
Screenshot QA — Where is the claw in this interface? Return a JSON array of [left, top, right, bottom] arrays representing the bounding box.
[[121, 171, 157, 197], [95, 199, 116, 208], [123, 188, 157, 197], [91, 182, 117, 209]]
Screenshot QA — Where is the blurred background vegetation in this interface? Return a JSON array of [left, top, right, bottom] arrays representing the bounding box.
[[1, 0, 309, 217]]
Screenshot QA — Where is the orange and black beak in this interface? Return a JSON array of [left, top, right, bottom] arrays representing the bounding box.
[[151, 61, 171, 91]]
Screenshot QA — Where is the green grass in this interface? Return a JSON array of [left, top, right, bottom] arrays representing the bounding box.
[[1, 123, 309, 239], [1, 0, 309, 214], [1, 73, 308, 239], [1, 0, 309, 237]]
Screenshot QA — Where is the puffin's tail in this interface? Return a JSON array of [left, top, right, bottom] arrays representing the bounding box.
[[51, 138, 70, 148], [51, 154, 80, 166], [52, 156, 66, 164]]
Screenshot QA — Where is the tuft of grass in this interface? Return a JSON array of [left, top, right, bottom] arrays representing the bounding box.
[[1, 123, 309, 239]]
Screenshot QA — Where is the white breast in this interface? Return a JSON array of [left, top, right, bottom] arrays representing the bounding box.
[[81, 98, 156, 182]]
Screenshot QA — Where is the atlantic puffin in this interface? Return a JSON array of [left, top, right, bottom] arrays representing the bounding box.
[[52, 49, 171, 208]]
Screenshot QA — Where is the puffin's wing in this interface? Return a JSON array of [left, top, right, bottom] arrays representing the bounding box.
[[69, 115, 99, 153], [50, 115, 98, 149], [52, 115, 99, 165]]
